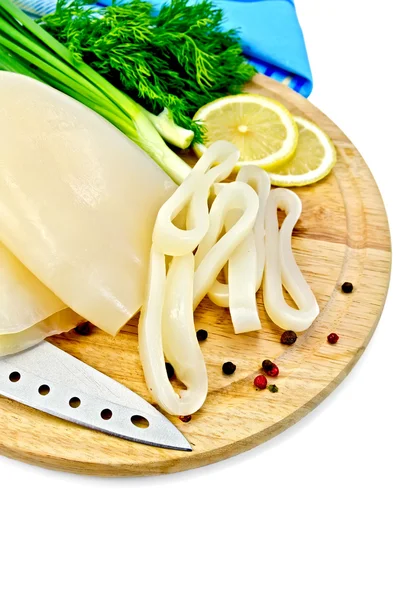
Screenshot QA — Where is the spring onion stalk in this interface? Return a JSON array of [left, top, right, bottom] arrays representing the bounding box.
[[143, 108, 194, 150], [263, 188, 319, 331], [0, 0, 191, 182]]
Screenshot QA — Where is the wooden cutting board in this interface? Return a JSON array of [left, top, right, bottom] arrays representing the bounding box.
[[0, 74, 391, 476]]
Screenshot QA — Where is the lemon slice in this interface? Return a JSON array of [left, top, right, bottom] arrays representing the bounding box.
[[193, 94, 298, 170], [267, 116, 337, 186]]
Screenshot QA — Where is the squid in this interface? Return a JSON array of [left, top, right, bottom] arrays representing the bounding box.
[[263, 188, 319, 331], [0, 72, 176, 337], [0, 242, 81, 355], [139, 143, 260, 415]]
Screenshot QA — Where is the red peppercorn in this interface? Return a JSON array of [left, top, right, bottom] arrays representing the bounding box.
[[179, 415, 191, 423], [268, 365, 279, 377], [254, 375, 267, 390], [327, 333, 339, 344]]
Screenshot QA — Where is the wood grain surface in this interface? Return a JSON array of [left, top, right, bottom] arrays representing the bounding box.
[[0, 74, 391, 476]]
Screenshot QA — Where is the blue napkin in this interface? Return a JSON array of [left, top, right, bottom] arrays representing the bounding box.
[[14, 0, 313, 96]]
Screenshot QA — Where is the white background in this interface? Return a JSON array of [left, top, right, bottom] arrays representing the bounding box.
[[1, 1, 396, 599]]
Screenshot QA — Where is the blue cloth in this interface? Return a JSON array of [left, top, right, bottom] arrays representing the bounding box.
[[14, 0, 313, 96]]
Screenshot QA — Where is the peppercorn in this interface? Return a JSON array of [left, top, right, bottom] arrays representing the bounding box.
[[196, 329, 208, 342], [262, 360, 279, 377], [179, 415, 191, 423], [268, 384, 279, 393], [268, 365, 279, 377], [327, 333, 339, 344], [341, 282, 354, 294], [254, 374, 267, 389], [75, 322, 92, 336], [280, 330, 297, 345], [262, 359, 274, 371], [222, 361, 236, 375], [165, 362, 175, 379]]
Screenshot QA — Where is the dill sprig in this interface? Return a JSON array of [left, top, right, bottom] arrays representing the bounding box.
[[41, 0, 256, 142]]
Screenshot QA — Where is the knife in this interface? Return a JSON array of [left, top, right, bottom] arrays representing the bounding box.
[[0, 341, 191, 451]]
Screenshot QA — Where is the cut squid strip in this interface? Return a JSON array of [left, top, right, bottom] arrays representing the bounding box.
[[238, 166, 270, 289], [193, 181, 259, 311], [263, 188, 319, 331], [138, 249, 170, 409], [224, 211, 260, 333], [139, 250, 207, 415], [208, 166, 270, 309], [140, 142, 243, 415], [162, 254, 208, 414], [152, 141, 239, 256]]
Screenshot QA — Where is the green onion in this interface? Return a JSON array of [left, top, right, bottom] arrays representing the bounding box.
[[0, 0, 191, 183]]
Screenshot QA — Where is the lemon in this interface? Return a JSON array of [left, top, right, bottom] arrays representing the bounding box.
[[266, 116, 337, 187], [193, 94, 298, 170]]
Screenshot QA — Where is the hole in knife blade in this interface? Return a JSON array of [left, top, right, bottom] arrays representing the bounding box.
[[9, 371, 21, 382], [101, 408, 112, 420], [38, 384, 50, 396], [69, 397, 81, 408], [131, 415, 149, 429]]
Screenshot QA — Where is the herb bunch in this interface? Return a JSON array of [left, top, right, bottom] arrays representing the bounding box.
[[0, 0, 191, 182], [41, 0, 256, 141]]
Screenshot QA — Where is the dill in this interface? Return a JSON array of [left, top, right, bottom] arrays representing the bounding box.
[[41, 0, 256, 142]]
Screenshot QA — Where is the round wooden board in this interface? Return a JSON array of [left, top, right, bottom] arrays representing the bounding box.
[[0, 74, 391, 476]]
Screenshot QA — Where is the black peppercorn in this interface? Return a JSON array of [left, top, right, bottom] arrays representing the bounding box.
[[75, 322, 92, 336], [222, 361, 236, 375], [262, 359, 274, 372], [280, 330, 297, 345], [341, 282, 354, 294], [196, 329, 208, 342], [165, 362, 175, 379]]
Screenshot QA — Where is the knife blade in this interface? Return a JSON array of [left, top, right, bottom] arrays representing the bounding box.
[[0, 341, 191, 451]]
